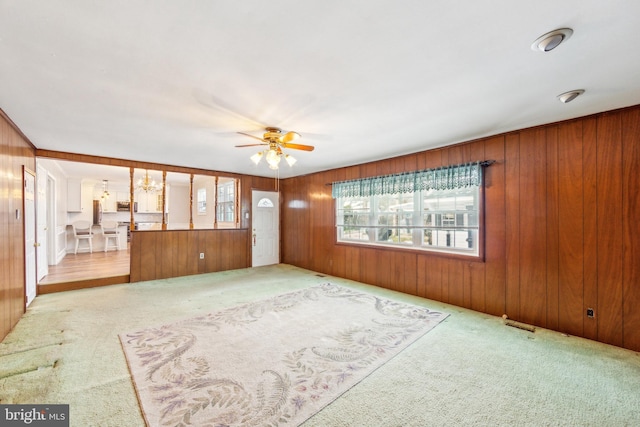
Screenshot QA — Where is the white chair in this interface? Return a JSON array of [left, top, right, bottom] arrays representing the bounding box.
[[72, 220, 94, 254], [101, 220, 120, 252]]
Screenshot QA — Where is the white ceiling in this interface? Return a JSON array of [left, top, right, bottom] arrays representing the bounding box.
[[2, 1, 640, 180]]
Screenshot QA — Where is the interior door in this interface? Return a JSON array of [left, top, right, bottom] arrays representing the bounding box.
[[251, 190, 279, 267], [36, 163, 48, 281], [24, 168, 37, 307], [47, 174, 57, 265]]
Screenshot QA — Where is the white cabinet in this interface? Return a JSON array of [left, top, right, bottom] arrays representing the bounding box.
[[67, 179, 82, 212], [116, 192, 130, 202], [135, 191, 163, 213], [101, 196, 117, 213], [134, 192, 149, 212]]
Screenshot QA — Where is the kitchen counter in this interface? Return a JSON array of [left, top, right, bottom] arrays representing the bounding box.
[[134, 222, 163, 231]]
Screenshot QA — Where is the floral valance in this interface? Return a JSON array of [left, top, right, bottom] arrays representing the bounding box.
[[331, 161, 486, 198]]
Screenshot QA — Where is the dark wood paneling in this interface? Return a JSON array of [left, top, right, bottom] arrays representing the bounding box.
[[622, 108, 640, 351], [130, 229, 249, 282], [199, 231, 210, 273], [424, 256, 445, 302], [375, 250, 392, 290], [447, 259, 464, 307], [1, 110, 36, 342], [416, 255, 428, 298], [281, 104, 640, 352], [582, 117, 598, 341], [185, 231, 199, 276], [483, 136, 506, 316], [518, 128, 548, 327], [401, 252, 418, 296], [344, 246, 361, 282], [141, 231, 159, 281], [557, 120, 584, 336], [361, 248, 378, 288], [596, 112, 624, 347], [1, 115, 9, 340], [546, 125, 560, 331], [504, 133, 521, 319], [160, 232, 172, 279]]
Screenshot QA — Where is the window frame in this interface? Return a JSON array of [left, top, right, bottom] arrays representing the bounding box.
[[196, 187, 207, 215], [216, 180, 235, 223], [334, 177, 486, 262]]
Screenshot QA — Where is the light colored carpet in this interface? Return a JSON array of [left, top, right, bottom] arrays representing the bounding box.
[[1, 264, 639, 426], [120, 283, 447, 426]]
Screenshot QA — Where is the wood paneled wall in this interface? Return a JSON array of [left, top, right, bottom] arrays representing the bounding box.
[[0, 110, 35, 341], [281, 105, 640, 352], [130, 229, 250, 282]]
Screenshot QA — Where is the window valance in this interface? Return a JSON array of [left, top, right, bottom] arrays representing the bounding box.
[[331, 161, 489, 198]]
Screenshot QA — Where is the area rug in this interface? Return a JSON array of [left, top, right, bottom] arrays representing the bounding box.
[[119, 283, 448, 427]]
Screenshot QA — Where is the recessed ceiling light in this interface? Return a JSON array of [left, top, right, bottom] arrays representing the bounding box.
[[531, 28, 573, 52], [557, 89, 585, 103]]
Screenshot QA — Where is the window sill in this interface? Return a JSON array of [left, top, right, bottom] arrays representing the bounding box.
[[335, 240, 485, 262]]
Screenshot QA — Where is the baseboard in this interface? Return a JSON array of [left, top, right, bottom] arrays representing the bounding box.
[[55, 249, 66, 265]]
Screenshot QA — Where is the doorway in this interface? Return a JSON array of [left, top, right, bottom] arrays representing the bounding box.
[[47, 174, 57, 265], [251, 190, 279, 267], [24, 168, 36, 306], [36, 163, 48, 282]]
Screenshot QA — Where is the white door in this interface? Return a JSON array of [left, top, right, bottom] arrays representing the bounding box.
[[47, 175, 57, 265], [251, 190, 279, 267], [24, 169, 37, 306], [36, 164, 48, 281]]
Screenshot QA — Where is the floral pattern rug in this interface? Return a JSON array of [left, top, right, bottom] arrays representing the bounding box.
[[119, 283, 448, 427]]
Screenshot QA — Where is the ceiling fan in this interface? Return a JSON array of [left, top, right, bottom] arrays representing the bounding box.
[[235, 127, 314, 169]]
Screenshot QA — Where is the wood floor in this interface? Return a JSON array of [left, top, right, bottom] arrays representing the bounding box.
[[37, 246, 130, 294]]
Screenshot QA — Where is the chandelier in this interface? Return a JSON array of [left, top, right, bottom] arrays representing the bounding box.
[[250, 143, 296, 170], [136, 170, 163, 193]]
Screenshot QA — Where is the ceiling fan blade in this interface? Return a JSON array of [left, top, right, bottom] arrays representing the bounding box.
[[237, 132, 265, 142], [235, 143, 266, 148], [280, 131, 301, 144], [281, 142, 314, 151]]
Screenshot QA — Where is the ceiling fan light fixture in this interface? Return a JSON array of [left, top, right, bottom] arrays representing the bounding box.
[[239, 127, 314, 170], [285, 154, 297, 166], [531, 28, 573, 52], [266, 149, 281, 169], [250, 151, 264, 165], [557, 89, 585, 103]]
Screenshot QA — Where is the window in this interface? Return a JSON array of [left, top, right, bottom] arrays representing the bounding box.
[[216, 180, 235, 222], [257, 197, 274, 208], [192, 176, 239, 228], [333, 162, 484, 257], [197, 188, 206, 215]]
